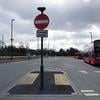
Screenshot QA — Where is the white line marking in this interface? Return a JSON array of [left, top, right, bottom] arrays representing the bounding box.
[[94, 71, 100, 73], [64, 64, 74, 67], [79, 70, 88, 74], [84, 93, 99, 96], [81, 90, 95, 93]]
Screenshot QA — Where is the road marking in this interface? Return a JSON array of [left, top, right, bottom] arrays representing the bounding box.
[[84, 93, 99, 96], [81, 90, 95, 93], [54, 73, 70, 85], [64, 64, 74, 67], [94, 71, 100, 73], [81, 89, 99, 96], [18, 73, 39, 85], [79, 70, 88, 74]]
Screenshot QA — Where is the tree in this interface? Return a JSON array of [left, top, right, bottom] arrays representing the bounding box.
[[58, 49, 66, 56], [67, 47, 79, 56]]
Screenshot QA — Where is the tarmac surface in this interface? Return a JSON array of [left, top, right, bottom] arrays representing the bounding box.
[[0, 57, 100, 100]]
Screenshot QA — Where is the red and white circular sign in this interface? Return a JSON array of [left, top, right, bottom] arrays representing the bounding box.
[[34, 14, 49, 30]]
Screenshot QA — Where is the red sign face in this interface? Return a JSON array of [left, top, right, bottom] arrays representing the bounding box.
[[34, 14, 49, 30]]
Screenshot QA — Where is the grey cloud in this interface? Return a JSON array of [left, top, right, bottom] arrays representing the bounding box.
[[48, 0, 100, 31], [0, 0, 45, 20], [71, 32, 90, 39], [14, 20, 34, 34], [0, 0, 100, 50], [1, 0, 100, 32]]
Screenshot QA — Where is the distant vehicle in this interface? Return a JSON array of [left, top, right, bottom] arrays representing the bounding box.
[[83, 39, 100, 65], [74, 52, 83, 59]]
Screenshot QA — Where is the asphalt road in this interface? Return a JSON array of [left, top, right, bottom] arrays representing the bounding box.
[[0, 57, 100, 100]]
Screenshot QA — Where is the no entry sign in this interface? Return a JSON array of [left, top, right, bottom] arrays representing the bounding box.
[[34, 14, 49, 30]]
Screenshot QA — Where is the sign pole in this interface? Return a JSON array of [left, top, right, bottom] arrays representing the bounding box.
[[34, 7, 49, 90], [40, 36, 44, 90], [37, 7, 46, 90]]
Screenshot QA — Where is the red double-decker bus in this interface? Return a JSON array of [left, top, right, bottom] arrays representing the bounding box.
[[83, 39, 100, 65]]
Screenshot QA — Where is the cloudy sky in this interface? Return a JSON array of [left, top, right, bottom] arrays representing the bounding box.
[[0, 0, 100, 51]]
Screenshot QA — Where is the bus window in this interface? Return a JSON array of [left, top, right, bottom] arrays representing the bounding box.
[[95, 46, 100, 59]]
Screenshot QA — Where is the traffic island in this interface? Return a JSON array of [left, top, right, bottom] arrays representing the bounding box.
[[8, 71, 75, 95]]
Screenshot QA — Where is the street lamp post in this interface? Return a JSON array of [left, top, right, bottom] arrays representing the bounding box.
[[10, 19, 15, 60], [2, 34, 4, 48], [89, 32, 93, 56], [89, 32, 92, 43]]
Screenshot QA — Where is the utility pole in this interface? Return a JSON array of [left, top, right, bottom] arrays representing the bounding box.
[[89, 32, 93, 55], [2, 34, 4, 48]]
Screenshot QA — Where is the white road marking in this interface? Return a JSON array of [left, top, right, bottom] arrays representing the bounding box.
[[79, 70, 88, 74], [81, 90, 95, 93], [81, 89, 100, 96], [84, 93, 99, 96], [94, 71, 100, 73], [64, 64, 74, 67]]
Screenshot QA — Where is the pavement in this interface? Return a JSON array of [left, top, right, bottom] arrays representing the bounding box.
[[0, 56, 38, 63]]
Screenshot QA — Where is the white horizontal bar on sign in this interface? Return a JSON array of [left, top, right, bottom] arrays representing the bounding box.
[[35, 20, 49, 24]]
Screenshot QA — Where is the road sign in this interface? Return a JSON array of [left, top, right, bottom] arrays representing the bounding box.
[[35, 7, 49, 90], [36, 30, 48, 37], [34, 14, 49, 30]]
